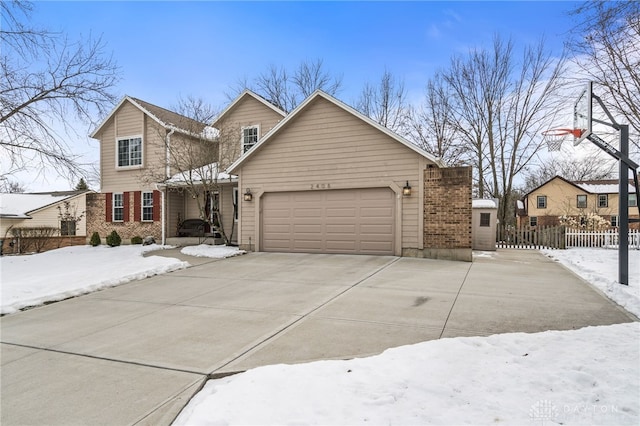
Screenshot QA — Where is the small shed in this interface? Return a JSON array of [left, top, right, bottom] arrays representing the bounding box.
[[472, 199, 498, 251]]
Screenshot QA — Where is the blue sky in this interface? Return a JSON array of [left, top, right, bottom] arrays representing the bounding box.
[[23, 0, 581, 190]]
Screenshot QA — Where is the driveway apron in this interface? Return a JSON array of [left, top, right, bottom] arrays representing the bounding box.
[[1, 249, 635, 425]]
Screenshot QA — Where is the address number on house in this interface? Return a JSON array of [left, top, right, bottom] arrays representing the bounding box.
[[310, 183, 331, 190]]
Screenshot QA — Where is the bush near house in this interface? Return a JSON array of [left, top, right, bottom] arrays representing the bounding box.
[[131, 236, 143, 245], [106, 230, 122, 247], [89, 232, 101, 247], [10, 227, 59, 253]]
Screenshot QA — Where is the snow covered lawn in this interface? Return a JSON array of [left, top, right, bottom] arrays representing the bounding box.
[[0, 244, 243, 315], [181, 244, 246, 258], [175, 323, 639, 425]]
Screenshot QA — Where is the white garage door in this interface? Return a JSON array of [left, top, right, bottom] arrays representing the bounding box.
[[261, 188, 395, 255]]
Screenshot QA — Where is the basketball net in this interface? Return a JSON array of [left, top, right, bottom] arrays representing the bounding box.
[[541, 128, 583, 152]]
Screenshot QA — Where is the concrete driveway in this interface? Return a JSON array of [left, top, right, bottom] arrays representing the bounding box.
[[1, 249, 635, 425]]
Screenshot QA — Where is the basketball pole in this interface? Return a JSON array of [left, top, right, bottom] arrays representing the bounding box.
[[619, 125, 629, 286]]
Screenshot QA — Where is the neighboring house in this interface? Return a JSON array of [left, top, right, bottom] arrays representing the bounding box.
[[0, 190, 91, 253], [518, 175, 639, 228], [90, 89, 472, 260]]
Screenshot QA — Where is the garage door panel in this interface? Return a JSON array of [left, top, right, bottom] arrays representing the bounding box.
[[262, 188, 394, 255]]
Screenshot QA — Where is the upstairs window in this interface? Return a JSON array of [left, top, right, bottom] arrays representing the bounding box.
[[537, 195, 547, 209], [577, 194, 587, 209], [630, 193, 638, 207], [598, 194, 608, 208], [142, 191, 153, 221], [117, 137, 142, 167], [242, 126, 259, 153]]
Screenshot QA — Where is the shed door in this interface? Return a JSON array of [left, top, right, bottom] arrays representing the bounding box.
[[261, 188, 395, 255]]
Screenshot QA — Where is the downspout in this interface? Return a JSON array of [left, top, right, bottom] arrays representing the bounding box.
[[158, 127, 174, 246]]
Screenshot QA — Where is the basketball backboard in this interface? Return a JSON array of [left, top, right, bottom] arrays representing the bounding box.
[[573, 81, 592, 145]]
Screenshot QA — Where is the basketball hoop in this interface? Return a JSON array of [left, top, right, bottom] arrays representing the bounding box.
[[541, 128, 582, 152]]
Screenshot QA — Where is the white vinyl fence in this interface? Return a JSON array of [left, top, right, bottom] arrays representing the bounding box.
[[565, 228, 640, 249]]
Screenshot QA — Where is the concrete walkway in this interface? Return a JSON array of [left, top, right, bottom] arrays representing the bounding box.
[[1, 249, 635, 425]]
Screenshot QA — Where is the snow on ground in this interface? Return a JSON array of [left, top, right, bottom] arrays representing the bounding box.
[[175, 323, 639, 426], [541, 248, 640, 318], [0, 245, 189, 314], [181, 244, 246, 258]]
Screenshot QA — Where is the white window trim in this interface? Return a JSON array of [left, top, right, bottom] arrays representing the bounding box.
[[142, 191, 154, 222], [598, 194, 608, 208], [611, 215, 619, 227], [241, 125, 260, 153], [115, 135, 143, 170], [537, 195, 547, 209], [529, 216, 538, 227], [113, 192, 124, 222], [629, 193, 638, 207]]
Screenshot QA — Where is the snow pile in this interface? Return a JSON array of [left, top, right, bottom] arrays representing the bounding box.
[[175, 322, 639, 425], [0, 245, 188, 314], [542, 248, 640, 317], [180, 244, 246, 258]]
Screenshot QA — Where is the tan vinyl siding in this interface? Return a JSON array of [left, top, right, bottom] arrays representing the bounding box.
[[99, 100, 166, 192], [219, 96, 283, 138], [238, 97, 434, 254], [166, 191, 184, 237]]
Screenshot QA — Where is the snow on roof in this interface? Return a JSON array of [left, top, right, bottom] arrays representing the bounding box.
[[473, 199, 497, 209], [165, 163, 237, 185], [0, 193, 74, 218], [576, 183, 635, 194]]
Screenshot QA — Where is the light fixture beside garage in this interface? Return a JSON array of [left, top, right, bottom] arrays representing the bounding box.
[[403, 181, 412, 196], [243, 188, 253, 202]]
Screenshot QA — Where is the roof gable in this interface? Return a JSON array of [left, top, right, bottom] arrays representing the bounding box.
[[524, 175, 585, 198], [0, 191, 91, 218], [90, 96, 208, 138], [228, 90, 442, 173], [212, 90, 286, 128]]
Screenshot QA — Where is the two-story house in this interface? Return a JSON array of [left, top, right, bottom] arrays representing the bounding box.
[[518, 175, 639, 228], [89, 89, 475, 260]]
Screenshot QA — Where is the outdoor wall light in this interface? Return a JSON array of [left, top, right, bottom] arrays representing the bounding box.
[[243, 188, 253, 202], [403, 181, 412, 196]]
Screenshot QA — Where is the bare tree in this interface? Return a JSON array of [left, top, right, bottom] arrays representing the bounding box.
[[408, 74, 465, 165], [229, 58, 342, 112], [441, 35, 566, 224], [145, 96, 240, 245], [0, 0, 119, 181], [568, 1, 640, 150], [355, 69, 410, 135], [0, 178, 27, 193]]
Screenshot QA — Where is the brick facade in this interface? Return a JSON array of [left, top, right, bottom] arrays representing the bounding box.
[[422, 166, 472, 261], [86, 193, 162, 244]]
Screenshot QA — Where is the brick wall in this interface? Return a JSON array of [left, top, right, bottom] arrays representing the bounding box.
[[422, 166, 472, 261], [1, 236, 86, 255], [86, 193, 162, 243]]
